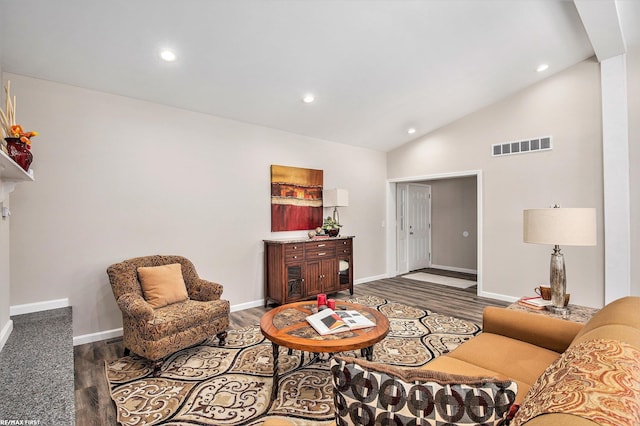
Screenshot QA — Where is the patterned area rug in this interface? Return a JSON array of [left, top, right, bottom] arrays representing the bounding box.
[[105, 296, 481, 425]]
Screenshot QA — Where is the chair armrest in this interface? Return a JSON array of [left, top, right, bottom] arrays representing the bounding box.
[[483, 306, 584, 353], [189, 279, 224, 302], [117, 293, 154, 321]]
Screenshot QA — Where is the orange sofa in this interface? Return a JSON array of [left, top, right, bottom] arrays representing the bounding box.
[[268, 296, 640, 425], [422, 297, 640, 426]]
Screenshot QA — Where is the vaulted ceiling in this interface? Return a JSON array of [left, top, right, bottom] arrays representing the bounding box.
[[1, 1, 638, 152]]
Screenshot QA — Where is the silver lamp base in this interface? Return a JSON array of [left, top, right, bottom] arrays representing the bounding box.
[[546, 305, 568, 314], [549, 245, 568, 312]]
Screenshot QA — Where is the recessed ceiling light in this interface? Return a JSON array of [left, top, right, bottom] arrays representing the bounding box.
[[302, 94, 315, 103], [407, 128, 416, 135], [536, 64, 549, 73], [160, 49, 177, 62]]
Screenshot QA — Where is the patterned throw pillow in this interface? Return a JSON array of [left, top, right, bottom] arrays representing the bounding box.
[[512, 339, 640, 426], [330, 356, 517, 426]]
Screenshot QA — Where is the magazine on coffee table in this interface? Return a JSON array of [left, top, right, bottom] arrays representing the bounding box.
[[306, 308, 376, 335]]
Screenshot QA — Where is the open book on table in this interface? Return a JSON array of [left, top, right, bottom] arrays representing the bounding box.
[[306, 308, 376, 335]]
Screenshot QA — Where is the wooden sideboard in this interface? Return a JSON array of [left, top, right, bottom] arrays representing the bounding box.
[[263, 236, 354, 306]]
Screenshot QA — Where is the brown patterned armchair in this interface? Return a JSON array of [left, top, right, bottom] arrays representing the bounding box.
[[107, 255, 230, 374]]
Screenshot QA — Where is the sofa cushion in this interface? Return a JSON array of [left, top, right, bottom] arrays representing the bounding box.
[[572, 297, 640, 340], [137, 263, 189, 308], [512, 338, 640, 426], [572, 324, 640, 351], [570, 296, 640, 350], [331, 356, 517, 426], [442, 333, 561, 390]]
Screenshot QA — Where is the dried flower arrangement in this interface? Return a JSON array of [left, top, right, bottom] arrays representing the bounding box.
[[0, 81, 38, 148]]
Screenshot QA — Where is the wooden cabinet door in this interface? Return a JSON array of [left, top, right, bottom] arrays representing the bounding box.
[[321, 258, 339, 293], [285, 263, 305, 302], [337, 256, 352, 290], [336, 238, 353, 291], [305, 261, 323, 296], [306, 259, 338, 295]]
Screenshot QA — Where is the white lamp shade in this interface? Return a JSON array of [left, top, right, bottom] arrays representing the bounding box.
[[323, 188, 349, 207], [523, 208, 596, 246]]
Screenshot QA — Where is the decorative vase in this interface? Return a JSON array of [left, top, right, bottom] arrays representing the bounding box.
[[327, 229, 339, 237], [5, 138, 33, 172]]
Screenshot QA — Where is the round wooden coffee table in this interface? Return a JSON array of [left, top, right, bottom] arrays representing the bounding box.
[[260, 300, 389, 399]]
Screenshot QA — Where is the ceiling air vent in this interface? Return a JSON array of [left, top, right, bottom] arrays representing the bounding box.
[[492, 136, 552, 157]]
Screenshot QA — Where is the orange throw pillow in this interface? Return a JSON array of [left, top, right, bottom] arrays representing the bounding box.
[[137, 263, 189, 308]]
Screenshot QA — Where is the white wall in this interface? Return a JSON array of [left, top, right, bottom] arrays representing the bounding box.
[[6, 73, 387, 339], [628, 45, 640, 296], [428, 177, 477, 272], [0, 60, 12, 352], [387, 59, 605, 308], [0, 193, 10, 351]]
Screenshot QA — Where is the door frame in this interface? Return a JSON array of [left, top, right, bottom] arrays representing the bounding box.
[[386, 170, 483, 294]]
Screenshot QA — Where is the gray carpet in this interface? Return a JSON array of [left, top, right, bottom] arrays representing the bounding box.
[[0, 307, 74, 425]]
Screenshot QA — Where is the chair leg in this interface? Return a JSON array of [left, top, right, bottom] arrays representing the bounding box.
[[123, 347, 130, 357], [152, 359, 163, 377], [217, 331, 228, 346]]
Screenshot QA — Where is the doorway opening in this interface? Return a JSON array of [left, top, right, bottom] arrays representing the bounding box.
[[387, 170, 482, 294]]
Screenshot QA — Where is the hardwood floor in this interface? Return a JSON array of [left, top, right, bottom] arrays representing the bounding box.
[[74, 273, 508, 425]]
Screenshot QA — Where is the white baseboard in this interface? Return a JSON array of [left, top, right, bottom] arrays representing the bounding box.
[[74, 327, 123, 346], [230, 299, 264, 312], [0, 319, 13, 353], [10, 298, 70, 316], [477, 290, 519, 304], [355, 274, 389, 285], [430, 264, 478, 275]]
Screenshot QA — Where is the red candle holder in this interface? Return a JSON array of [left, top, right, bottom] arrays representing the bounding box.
[[317, 293, 327, 308]]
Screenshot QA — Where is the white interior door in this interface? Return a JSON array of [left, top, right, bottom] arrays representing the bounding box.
[[408, 184, 431, 271], [396, 183, 409, 274]]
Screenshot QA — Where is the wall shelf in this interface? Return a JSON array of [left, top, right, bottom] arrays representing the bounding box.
[[0, 149, 34, 203]]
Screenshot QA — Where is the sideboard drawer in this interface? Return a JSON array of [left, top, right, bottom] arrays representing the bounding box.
[[284, 244, 305, 262], [305, 245, 336, 259], [337, 239, 352, 255], [306, 240, 336, 250]]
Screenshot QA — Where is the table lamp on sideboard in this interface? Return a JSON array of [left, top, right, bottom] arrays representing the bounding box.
[[323, 188, 349, 223], [523, 205, 596, 313]]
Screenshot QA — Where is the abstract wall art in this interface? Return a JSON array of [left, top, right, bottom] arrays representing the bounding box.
[[271, 165, 323, 231]]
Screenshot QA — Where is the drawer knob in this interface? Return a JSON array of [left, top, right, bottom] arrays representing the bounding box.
[[318, 244, 326, 247], [293, 256, 297, 259], [318, 252, 326, 256]]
